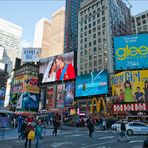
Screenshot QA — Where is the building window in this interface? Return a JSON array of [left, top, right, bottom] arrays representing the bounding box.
[[93, 27, 96, 32], [99, 59, 102, 64], [93, 40, 96, 45], [89, 42, 92, 47], [94, 60, 97, 66], [142, 15, 146, 19], [84, 63, 87, 69], [93, 21, 96, 26], [143, 20, 146, 24], [93, 34, 96, 38], [89, 23, 91, 28], [98, 52, 102, 57], [89, 62, 92, 67], [85, 37, 87, 42], [85, 50, 87, 55], [102, 17, 105, 22], [89, 55, 92, 60], [97, 19, 100, 24], [93, 47, 97, 52], [89, 30, 91, 34]]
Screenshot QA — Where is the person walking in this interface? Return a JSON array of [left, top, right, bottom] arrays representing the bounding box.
[[24, 122, 34, 148], [18, 120, 27, 140], [52, 119, 59, 136], [87, 120, 95, 138], [118, 120, 129, 142], [35, 120, 43, 148]]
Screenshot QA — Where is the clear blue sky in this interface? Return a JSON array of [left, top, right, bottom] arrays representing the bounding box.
[[0, 0, 147, 45]]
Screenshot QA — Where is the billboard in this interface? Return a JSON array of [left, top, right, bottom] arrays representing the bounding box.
[[112, 70, 148, 103], [24, 75, 39, 93], [39, 52, 75, 83], [16, 92, 39, 111], [46, 87, 54, 107], [22, 48, 40, 62], [56, 82, 74, 108], [56, 84, 65, 108], [0, 86, 6, 100], [114, 34, 148, 70], [76, 70, 108, 97]]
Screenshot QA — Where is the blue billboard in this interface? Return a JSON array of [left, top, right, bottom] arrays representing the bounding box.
[[114, 34, 148, 70], [76, 70, 108, 97]]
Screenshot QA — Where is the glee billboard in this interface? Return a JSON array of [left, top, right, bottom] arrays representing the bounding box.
[[112, 70, 148, 103], [114, 34, 148, 70]]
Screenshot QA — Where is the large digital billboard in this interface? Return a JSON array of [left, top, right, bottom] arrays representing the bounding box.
[[76, 70, 108, 97], [114, 34, 148, 70], [112, 70, 148, 103], [39, 52, 75, 83]]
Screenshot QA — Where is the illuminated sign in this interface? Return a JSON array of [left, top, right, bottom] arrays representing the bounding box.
[[76, 70, 108, 97], [114, 34, 148, 70], [112, 70, 148, 103], [90, 97, 106, 114]]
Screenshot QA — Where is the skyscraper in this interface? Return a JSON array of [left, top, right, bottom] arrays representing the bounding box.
[[0, 18, 22, 75], [77, 0, 131, 80], [64, 0, 81, 52], [33, 8, 65, 58], [131, 10, 148, 34]]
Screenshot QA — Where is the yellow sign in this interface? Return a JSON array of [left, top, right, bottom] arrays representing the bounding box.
[[112, 70, 148, 103], [90, 97, 106, 114]]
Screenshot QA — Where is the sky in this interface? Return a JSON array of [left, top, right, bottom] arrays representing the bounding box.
[[0, 0, 147, 46]]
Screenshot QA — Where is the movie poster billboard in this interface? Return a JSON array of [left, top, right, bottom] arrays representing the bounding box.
[[16, 92, 39, 111], [56, 84, 65, 108], [46, 87, 54, 107], [112, 70, 148, 103], [76, 70, 108, 97], [114, 34, 148, 70], [39, 52, 75, 83]]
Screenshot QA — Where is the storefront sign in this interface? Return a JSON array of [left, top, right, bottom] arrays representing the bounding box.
[[113, 103, 147, 112]]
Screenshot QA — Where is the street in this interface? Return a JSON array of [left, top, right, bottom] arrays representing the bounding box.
[[0, 128, 146, 148]]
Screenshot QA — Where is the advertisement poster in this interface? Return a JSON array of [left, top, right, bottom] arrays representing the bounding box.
[[22, 48, 40, 63], [0, 86, 6, 100], [47, 87, 54, 107], [64, 83, 74, 107], [12, 75, 24, 93], [39, 52, 75, 83], [56, 84, 65, 108], [76, 70, 108, 97], [114, 34, 148, 70], [112, 70, 148, 103], [20, 92, 39, 111], [24, 75, 39, 93]]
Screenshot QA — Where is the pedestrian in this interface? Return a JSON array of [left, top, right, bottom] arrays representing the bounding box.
[[102, 119, 106, 130], [18, 120, 27, 140], [87, 120, 95, 138], [118, 120, 129, 142], [24, 122, 34, 148], [52, 119, 59, 136], [35, 120, 43, 148]]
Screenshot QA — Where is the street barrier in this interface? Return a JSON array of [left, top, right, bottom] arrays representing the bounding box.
[[0, 128, 5, 139]]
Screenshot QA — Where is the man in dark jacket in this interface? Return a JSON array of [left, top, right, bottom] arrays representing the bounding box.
[[118, 120, 129, 142], [53, 119, 59, 136], [87, 120, 94, 138]]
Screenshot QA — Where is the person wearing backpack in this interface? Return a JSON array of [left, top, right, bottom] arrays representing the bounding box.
[[24, 122, 34, 148], [35, 120, 43, 148]]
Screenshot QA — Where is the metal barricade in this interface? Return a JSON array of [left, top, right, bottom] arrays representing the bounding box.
[[0, 128, 5, 139]]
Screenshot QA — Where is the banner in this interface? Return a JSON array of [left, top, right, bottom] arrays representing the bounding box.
[[114, 34, 148, 70], [46, 87, 54, 107], [113, 103, 147, 112], [112, 70, 148, 103]]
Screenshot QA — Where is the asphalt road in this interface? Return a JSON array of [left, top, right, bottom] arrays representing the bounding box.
[[0, 129, 147, 148]]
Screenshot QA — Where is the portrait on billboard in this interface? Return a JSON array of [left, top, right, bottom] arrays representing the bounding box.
[[112, 70, 148, 103], [114, 34, 148, 70], [76, 70, 108, 97], [39, 52, 75, 83]]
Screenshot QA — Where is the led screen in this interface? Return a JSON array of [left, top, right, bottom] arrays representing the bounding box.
[[114, 34, 148, 70], [39, 52, 75, 83], [76, 70, 108, 97]]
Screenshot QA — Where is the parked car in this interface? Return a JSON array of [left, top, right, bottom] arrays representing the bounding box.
[[111, 120, 128, 131], [126, 122, 148, 135]]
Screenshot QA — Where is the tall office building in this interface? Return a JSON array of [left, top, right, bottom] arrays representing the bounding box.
[[0, 18, 22, 75], [77, 0, 132, 77], [64, 0, 81, 52], [131, 10, 148, 34], [33, 8, 65, 58]]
